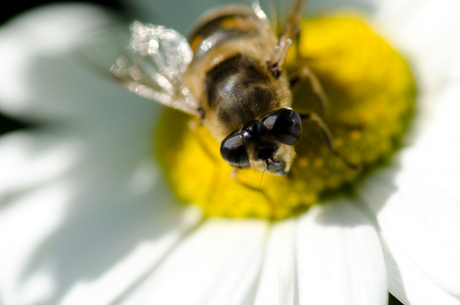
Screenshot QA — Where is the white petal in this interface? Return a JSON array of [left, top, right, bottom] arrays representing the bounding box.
[[396, 142, 460, 201], [59, 205, 202, 305], [408, 81, 460, 147], [0, 131, 83, 197], [0, 4, 157, 122], [296, 200, 387, 305], [119, 218, 268, 305], [370, 0, 460, 150], [383, 236, 460, 305], [3, 4, 114, 54], [398, 142, 460, 169], [0, 111, 157, 198], [360, 168, 460, 297], [253, 219, 296, 305], [373, 0, 460, 92], [0, 4, 159, 198], [0, 154, 203, 305]]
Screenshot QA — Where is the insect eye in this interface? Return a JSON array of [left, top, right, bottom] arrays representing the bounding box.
[[220, 132, 250, 168], [242, 120, 264, 144], [262, 108, 302, 145]]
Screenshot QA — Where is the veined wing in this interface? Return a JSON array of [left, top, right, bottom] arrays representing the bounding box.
[[78, 21, 200, 117]]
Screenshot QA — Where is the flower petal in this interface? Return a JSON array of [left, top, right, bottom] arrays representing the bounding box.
[[397, 142, 460, 201], [296, 200, 387, 305], [58, 205, 202, 305], [382, 236, 460, 305], [119, 218, 268, 305], [0, 153, 202, 305], [409, 82, 460, 147], [398, 142, 460, 169], [0, 110, 158, 199], [373, 0, 460, 92], [0, 131, 82, 197], [0, 4, 157, 122], [359, 168, 460, 297], [253, 219, 296, 305]]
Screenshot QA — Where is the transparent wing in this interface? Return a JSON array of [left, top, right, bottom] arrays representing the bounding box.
[[77, 21, 200, 117]]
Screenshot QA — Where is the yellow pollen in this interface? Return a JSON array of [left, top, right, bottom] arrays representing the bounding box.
[[155, 14, 416, 220]]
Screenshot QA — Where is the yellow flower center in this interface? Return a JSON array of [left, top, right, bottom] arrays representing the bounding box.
[[155, 14, 416, 220]]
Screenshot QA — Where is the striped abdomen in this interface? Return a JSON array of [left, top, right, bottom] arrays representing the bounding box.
[[184, 6, 291, 140]]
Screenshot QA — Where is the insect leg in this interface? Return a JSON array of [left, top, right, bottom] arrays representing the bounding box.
[[290, 67, 328, 113], [269, 0, 306, 75], [300, 112, 361, 171]]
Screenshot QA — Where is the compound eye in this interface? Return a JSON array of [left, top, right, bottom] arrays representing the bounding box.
[[220, 132, 250, 168], [262, 108, 302, 145], [242, 120, 264, 144]]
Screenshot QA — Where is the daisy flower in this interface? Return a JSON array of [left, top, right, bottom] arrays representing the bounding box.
[[0, 0, 459, 305]]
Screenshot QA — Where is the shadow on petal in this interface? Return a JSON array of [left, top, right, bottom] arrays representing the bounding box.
[[10, 52, 201, 304], [18, 164, 200, 304]]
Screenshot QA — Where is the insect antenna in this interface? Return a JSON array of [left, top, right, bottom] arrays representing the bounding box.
[[259, 162, 269, 189]]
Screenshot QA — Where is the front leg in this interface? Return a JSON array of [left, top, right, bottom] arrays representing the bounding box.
[[290, 67, 329, 114], [300, 112, 361, 171]]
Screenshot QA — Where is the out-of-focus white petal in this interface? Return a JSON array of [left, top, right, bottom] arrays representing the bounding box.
[[253, 219, 296, 305], [0, 131, 83, 197], [296, 201, 387, 305], [58, 205, 202, 305], [0, 100, 158, 198], [0, 4, 157, 122], [0, 36, 159, 197], [119, 218, 268, 305], [370, 0, 460, 149], [382, 236, 460, 305], [398, 142, 460, 169], [359, 168, 460, 297], [373, 0, 460, 92], [2, 4, 114, 54], [0, 181, 68, 304], [0, 153, 203, 305], [396, 142, 460, 201], [408, 81, 460, 147], [366, 2, 460, 299]]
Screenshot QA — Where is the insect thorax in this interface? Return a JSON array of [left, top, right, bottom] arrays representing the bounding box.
[[183, 5, 291, 140], [206, 54, 283, 133]]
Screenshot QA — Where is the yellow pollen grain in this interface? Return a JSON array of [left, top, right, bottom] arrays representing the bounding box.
[[155, 14, 416, 220]]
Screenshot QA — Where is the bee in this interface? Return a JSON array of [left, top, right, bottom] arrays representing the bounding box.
[[104, 0, 337, 176]]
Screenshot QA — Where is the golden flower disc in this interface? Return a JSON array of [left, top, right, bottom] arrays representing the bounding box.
[[155, 14, 416, 220]]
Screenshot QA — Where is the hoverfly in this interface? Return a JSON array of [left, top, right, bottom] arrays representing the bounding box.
[[87, 0, 340, 176]]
